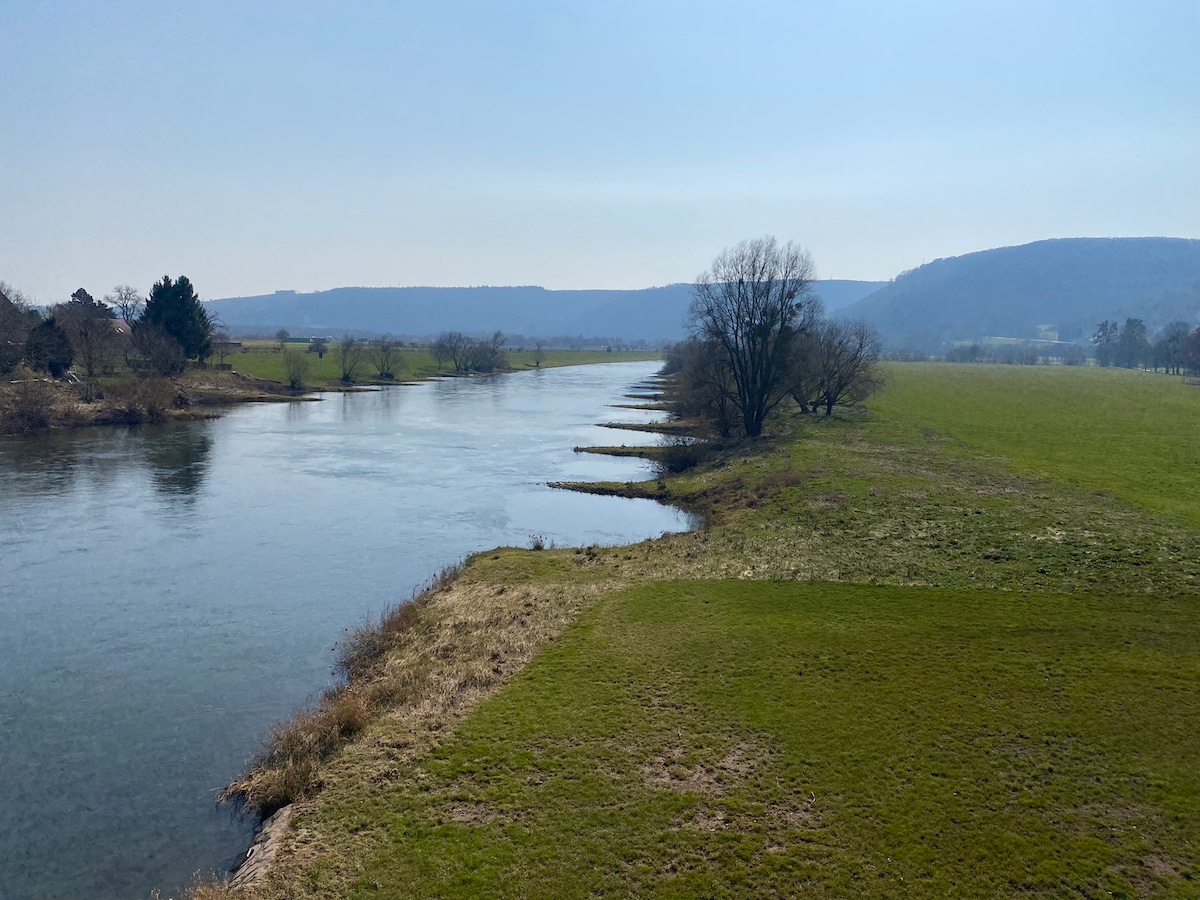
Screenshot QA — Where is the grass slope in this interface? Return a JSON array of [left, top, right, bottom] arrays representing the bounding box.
[[205, 364, 1200, 900]]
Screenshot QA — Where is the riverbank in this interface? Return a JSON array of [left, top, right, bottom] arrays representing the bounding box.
[[0, 350, 662, 435], [0, 370, 313, 435], [193, 363, 1200, 898]]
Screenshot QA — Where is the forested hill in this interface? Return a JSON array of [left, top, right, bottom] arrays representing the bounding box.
[[204, 280, 885, 341], [841, 237, 1200, 349]]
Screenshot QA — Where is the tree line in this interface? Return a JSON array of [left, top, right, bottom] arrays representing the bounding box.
[[431, 331, 514, 373], [1092, 318, 1200, 373], [1, 276, 214, 389], [663, 237, 883, 439]]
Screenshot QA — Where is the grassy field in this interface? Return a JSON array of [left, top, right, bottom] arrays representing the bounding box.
[[206, 363, 1200, 900], [223, 345, 660, 387], [872, 364, 1200, 530]]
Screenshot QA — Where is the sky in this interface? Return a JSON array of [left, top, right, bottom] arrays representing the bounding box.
[[2, 0, 1197, 302]]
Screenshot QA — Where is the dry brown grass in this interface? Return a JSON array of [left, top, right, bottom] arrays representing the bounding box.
[[195, 554, 633, 897]]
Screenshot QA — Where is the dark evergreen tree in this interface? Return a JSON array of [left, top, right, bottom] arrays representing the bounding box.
[[24, 317, 74, 377], [142, 275, 212, 362]]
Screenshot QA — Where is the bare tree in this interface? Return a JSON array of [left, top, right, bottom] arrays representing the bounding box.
[[372, 335, 403, 379], [431, 335, 452, 372], [1186, 326, 1200, 376], [533, 339, 546, 368], [212, 329, 236, 367], [786, 329, 824, 414], [336, 334, 366, 383], [283, 349, 310, 389], [434, 331, 471, 372], [466, 331, 506, 373], [689, 237, 821, 437], [275, 329, 290, 352], [55, 289, 118, 389], [672, 337, 738, 437], [1155, 321, 1191, 375], [105, 285, 144, 327], [809, 320, 883, 416], [1093, 320, 1119, 368]]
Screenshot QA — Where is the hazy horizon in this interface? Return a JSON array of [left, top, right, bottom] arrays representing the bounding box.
[[4, 1, 1197, 304]]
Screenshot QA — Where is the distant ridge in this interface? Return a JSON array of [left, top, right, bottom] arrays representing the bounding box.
[[204, 280, 885, 341], [841, 237, 1200, 349]]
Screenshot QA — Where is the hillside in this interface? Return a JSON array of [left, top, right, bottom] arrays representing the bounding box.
[[204, 280, 884, 342], [841, 237, 1200, 350]]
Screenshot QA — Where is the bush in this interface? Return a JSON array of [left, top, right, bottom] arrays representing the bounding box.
[[655, 435, 707, 473], [283, 349, 311, 388], [110, 378, 173, 425], [3, 377, 57, 432]]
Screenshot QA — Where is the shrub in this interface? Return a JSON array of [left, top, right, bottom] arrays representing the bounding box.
[[110, 378, 173, 425], [4, 377, 57, 432], [655, 435, 707, 474], [283, 349, 310, 389]]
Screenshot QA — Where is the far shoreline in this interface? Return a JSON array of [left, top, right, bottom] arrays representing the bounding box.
[[0, 350, 662, 437]]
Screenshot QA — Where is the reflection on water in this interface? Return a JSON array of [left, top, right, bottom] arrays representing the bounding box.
[[0, 422, 215, 502], [0, 362, 690, 900], [145, 426, 214, 498]]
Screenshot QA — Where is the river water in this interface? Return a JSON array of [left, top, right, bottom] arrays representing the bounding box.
[[0, 361, 690, 900]]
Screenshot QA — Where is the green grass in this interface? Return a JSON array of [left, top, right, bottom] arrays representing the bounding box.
[[871, 364, 1200, 530], [223, 346, 660, 387], [347, 580, 1199, 898]]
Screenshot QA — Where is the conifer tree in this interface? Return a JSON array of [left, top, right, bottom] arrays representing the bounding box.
[[141, 275, 212, 362]]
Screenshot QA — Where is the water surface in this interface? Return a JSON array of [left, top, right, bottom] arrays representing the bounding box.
[[0, 362, 689, 899]]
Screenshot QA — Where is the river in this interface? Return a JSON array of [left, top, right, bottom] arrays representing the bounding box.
[[0, 361, 691, 900]]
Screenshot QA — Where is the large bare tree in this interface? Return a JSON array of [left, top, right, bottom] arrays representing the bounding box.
[[689, 237, 820, 436]]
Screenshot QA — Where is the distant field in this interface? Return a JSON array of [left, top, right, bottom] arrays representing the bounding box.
[[872, 363, 1200, 530], [222, 345, 659, 386]]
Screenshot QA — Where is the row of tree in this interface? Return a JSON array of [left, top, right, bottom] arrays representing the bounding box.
[[664, 237, 882, 438], [944, 343, 1090, 365], [0, 276, 215, 385], [431, 331, 512, 373], [1093, 318, 1200, 373]]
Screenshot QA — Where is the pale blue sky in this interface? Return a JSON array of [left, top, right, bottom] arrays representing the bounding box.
[[2, 0, 1197, 302]]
